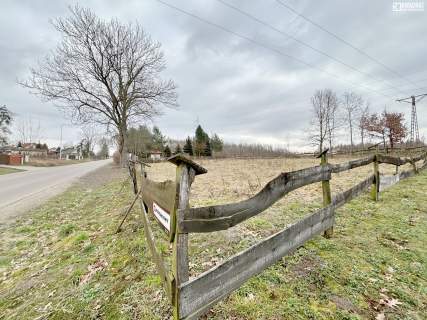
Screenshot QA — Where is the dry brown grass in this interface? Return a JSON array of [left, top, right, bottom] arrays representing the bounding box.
[[145, 155, 412, 206]]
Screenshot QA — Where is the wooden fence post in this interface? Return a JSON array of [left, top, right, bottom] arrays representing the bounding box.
[[168, 155, 207, 320], [371, 154, 379, 201], [317, 149, 333, 238]]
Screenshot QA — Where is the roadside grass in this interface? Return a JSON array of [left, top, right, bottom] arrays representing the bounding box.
[[0, 167, 25, 175], [0, 161, 426, 319], [26, 159, 90, 167]]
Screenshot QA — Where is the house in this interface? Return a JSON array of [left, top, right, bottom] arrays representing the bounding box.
[[48, 147, 60, 158], [60, 146, 82, 160], [148, 150, 163, 161], [0, 145, 48, 160]]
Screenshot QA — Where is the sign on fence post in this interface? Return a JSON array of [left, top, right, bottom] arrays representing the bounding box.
[[317, 149, 333, 238], [168, 154, 207, 320]]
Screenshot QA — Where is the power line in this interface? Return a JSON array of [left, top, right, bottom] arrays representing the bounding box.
[[216, 0, 405, 94], [378, 77, 427, 93], [154, 0, 394, 99], [275, 0, 421, 90]]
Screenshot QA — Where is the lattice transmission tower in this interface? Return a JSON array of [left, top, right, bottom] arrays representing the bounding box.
[[396, 94, 427, 143]]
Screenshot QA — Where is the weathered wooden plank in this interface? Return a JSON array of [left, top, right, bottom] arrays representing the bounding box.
[[180, 166, 331, 233], [377, 154, 405, 166], [320, 151, 333, 238], [411, 152, 427, 163], [377, 152, 426, 166], [173, 166, 196, 319], [139, 187, 173, 301], [141, 177, 176, 233], [399, 168, 416, 180], [379, 174, 400, 192], [332, 175, 374, 207], [330, 155, 375, 173], [178, 205, 335, 319], [168, 154, 208, 175], [181, 165, 330, 227]]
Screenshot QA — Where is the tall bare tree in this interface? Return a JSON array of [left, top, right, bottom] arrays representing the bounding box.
[[21, 6, 177, 164], [342, 91, 363, 153], [80, 125, 99, 158], [358, 102, 370, 147], [16, 117, 41, 144], [309, 89, 339, 152]]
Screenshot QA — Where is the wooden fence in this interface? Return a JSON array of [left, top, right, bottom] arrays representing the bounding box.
[[125, 150, 427, 319]]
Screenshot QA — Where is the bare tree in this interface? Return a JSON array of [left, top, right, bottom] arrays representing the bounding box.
[[80, 125, 99, 158], [326, 91, 340, 152], [309, 89, 339, 152], [16, 117, 41, 144], [358, 102, 370, 147], [21, 6, 177, 165], [342, 92, 363, 153]]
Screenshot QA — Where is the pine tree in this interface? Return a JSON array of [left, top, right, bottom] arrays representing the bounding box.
[[164, 145, 171, 157], [210, 133, 223, 152], [183, 137, 193, 156], [152, 126, 166, 150], [174, 144, 182, 154], [194, 125, 209, 156], [97, 139, 109, 158], [204, 139, 212, 157]]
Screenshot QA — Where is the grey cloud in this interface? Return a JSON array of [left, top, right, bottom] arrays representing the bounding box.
[[1, 0, 426, 151]]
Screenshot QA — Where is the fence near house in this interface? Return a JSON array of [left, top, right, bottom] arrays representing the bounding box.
[[125, 149, 427, 319]]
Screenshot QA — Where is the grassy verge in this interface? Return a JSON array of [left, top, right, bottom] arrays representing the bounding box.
[[0, 169, 426, 319], [0, 167, 25, 175], [25, 159, 90, 167]]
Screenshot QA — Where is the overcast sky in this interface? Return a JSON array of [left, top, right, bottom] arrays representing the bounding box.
[[1, 0, 427, 151]]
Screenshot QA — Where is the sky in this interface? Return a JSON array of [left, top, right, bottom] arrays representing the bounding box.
[[1, 0, 427, 151]]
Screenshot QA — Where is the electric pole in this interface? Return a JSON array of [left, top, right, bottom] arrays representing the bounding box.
[[396, 93, 427, 144]]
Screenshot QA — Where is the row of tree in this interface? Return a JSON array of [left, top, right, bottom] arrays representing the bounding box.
[[310, 89, 407, 152], [181, 125, 223, 157]]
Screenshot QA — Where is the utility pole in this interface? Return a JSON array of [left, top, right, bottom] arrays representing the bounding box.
[[396, 93, 427, 144]]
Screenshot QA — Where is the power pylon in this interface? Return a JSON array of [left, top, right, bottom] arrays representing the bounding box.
[[396, 93, 427, 143]]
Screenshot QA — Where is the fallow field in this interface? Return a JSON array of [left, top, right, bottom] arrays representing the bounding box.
[[0, 156, 426, 319]]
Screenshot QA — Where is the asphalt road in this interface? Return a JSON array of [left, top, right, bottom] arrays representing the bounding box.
[[0, 159, 112, 223]]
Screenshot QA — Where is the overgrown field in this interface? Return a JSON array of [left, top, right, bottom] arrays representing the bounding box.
[[0, 157, 426, 319]]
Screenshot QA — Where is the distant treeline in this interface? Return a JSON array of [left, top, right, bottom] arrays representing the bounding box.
[[214, 143, 290, 158]]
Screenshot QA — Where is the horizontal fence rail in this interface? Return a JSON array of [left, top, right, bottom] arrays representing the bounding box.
[[330, 155, 375, 173], [180, 165, 331, 233], [179, 205, 335, 319]]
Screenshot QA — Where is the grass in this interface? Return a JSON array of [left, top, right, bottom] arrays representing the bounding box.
[[0, 167, 24, 175], [25, 159, 90, 167], [0, 158, 426, 319]]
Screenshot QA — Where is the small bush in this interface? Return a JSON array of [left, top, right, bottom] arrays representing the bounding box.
[[59, 224, 76, 237]]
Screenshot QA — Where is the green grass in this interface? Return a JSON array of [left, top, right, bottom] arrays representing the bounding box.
[[0, 167, 24, 175], [0, 171, 426, 319]]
